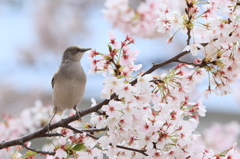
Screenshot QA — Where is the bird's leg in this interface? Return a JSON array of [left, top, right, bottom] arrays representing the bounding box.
[[73, 105, 82, 121], [44, 109, 57, 133]]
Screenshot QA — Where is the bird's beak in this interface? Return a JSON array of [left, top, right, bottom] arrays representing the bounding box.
[[82, 48, 92, 52]]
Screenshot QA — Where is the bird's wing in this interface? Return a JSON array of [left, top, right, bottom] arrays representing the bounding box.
[[51, 69, 59, 89], [51, 76, 55, 89]]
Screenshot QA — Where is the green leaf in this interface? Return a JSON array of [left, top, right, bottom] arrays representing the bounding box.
[[26, 150, 37, 156], [72, 143, 85, 151], [108, 44, 112, 53]]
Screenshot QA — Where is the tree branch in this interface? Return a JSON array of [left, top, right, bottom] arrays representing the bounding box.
[[177, 60, 203, 67], [129, 49, 190, 86], [116, 145, 148, 156], [81, 127, 108, 133], [185, 0, 192, 45], [21, 142, 55, 156], [40, 133, 63, 138], [64, 125, 99, 140]]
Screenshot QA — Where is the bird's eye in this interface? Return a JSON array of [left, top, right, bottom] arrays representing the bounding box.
[[74, 49, 80, 52]]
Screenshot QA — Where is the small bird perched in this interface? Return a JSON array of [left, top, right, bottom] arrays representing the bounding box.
[[48, 45, 91, 125]]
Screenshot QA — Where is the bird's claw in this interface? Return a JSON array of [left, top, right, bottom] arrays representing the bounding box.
[[43, 123, 51, 133], [75, 110, 82, 121]]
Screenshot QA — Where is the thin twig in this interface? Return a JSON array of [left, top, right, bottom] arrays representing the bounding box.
[[185, 0, 192, 45], [65, 125, 99, 140], [177, 60, 203, 67], [40, 133, 63, 138], [21, 142, 55, 156], [186, 29, 191, 45], [96, 110, 106, 115], [116, 145, 148, 156], [150, 78, 164, 84], [81, 127, 108, 133], [234, 0, 240, 12]]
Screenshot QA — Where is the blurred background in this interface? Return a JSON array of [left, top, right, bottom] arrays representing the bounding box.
[[1, 0, 240, 155]]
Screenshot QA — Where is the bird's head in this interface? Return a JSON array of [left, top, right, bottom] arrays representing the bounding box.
[[62, 45, 91, 62]]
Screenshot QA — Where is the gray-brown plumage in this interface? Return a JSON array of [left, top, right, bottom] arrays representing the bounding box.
[[49, 45, 91, 124]]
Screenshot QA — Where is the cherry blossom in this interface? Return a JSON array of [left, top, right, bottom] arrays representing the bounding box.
[[183, 43, 204, 56], [54, 148, 67, 158], [103, 0, 185, 38]]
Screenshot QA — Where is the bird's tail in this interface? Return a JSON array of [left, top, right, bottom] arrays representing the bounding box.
[[51, 107, 63, 116]]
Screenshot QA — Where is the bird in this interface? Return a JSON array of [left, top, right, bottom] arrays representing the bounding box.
[[48, 45, 91, 126]]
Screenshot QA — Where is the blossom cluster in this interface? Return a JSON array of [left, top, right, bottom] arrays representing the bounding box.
[[104, 0, 240, 100], [103, 0, 185, 38], [0, 101, 51, 158], [44, 131, 102, 159], [86, 33, 240, 158], [155, 0, 240, 99]]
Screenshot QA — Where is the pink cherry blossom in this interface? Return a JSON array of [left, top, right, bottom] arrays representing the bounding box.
[[103, 0, 184, 38], [54, 148, 67, 158], [117, 84, 136, 102], [183, 43, 204, 56], [102, 100, 123, 119], [90, 113, 105, 129]]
